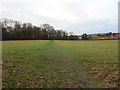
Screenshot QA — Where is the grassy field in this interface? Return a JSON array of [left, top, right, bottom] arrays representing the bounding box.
[[2, 40, 118, 88]]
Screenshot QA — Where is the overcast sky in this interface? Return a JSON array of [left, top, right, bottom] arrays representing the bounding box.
[[0, 0, 119, 34]]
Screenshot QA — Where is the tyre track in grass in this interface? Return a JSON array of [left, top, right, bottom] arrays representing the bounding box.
[[45, 41, 104, 88]]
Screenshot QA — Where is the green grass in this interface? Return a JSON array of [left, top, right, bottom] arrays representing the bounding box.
[[2, 40, 118, 88]]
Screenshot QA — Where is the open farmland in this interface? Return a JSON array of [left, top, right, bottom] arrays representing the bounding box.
[[2, 40, 119, 88]]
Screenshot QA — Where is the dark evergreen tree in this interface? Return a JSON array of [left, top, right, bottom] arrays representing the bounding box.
[[82, 33, 88, 40]]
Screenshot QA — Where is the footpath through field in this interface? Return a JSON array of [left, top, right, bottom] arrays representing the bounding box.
[[3, 40, 112, 88], [42, 41, 103, 88]]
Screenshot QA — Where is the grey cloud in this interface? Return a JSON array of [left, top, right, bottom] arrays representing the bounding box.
[[0, 0, 118, 34]]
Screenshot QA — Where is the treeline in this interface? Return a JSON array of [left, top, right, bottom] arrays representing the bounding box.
[[0, 18, 79, 40]]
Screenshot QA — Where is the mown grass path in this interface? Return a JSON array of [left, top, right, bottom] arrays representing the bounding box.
[[2, 40, 118, 88], [43, 41, 103, 88]]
